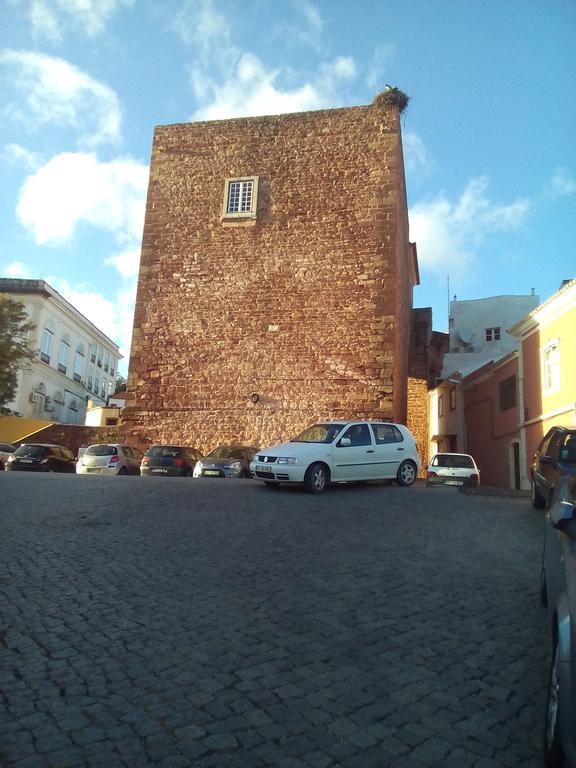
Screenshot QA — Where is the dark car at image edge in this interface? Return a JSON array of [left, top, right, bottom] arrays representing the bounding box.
[[531, 426, 576, 509], [5, 443, 76, 473], [540, 474, 576, 768]]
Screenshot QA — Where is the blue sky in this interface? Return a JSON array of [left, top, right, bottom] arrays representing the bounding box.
[[1, 0, 575, 375]]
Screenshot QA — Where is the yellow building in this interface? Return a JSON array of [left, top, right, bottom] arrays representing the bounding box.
[[509, 279, 576, 487]]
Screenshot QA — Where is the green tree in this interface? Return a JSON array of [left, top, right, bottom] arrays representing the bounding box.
[[114, 374, 127, 394], [0, 296, 36, 408]]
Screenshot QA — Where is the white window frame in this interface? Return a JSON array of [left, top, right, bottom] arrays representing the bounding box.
[[41, 328, 53, 362], [485, 327, 501, 342], [58, 338, 70, 373], [222, 176, 259, 219], [542, 341, 561, 394]]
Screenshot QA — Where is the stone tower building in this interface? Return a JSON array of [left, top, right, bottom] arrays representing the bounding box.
[[120, 91, 421, 451]]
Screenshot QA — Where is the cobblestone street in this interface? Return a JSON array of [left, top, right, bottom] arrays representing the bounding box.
[[0, 475, 547, 767]]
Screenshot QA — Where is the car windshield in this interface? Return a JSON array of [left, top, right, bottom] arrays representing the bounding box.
[[207, 446, 246, 459], [146, 446, 182, 458], [15, 445, 48, 458], [434, 454, 474, 469], [86, 445, 117, 456], [291, 424, 346, 444]]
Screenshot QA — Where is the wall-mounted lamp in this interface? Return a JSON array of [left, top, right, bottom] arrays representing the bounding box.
[[250, 393, 260, 404]]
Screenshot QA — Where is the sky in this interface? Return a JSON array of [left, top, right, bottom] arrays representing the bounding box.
[[1, 0, 575, 376]]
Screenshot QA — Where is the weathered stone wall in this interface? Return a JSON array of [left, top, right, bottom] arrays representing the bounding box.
[[120, 100, 415, 453], [407, 308, 441, 473]]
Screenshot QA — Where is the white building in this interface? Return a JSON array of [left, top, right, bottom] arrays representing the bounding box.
[[441, 292, 540, 379], [429, 291, 540, 457], [1, 279, 121, 425]]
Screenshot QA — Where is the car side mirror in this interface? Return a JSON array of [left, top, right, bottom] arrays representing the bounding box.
[[550, 500, 576, 536], [338, 437, 351, 447]]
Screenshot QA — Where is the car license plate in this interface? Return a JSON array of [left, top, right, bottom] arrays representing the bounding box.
[[445, 480, 463, 486], [258, 465, 273, 473], [204, 470, 220, 476], [152, 468, 167, 474], [19, 458, 33, 463]]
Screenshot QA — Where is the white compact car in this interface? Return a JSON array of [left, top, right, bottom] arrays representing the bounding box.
[[425, 452, 480, 487], [250, 421, 421, 494], [77, 444, 144, 475]]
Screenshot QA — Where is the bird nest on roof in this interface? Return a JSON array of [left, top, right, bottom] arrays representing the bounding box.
[[373, 86, 410, 113]]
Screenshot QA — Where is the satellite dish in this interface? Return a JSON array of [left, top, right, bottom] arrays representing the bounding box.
[[458, 326, 475, 344]]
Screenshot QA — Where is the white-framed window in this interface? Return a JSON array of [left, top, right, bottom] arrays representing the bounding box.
[[95, 375, 100, 395], [104, 351, 110, 372], [97, 345, 103, 367], [74, 345, 85, 383], [90, 343, 96, 364], [58, 336, 70, 374], [40, 328, 53, 363], [543, 341, 561, 394], [485, 327, 501, 342], [222, 177, 259, 218]]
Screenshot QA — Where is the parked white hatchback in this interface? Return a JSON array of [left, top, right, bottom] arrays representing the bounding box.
[[77, 443, 144, 476], [250, 421, 421, 493]]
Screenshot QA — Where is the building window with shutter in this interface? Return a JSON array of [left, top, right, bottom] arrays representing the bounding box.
[[543, 341, 560, 394]]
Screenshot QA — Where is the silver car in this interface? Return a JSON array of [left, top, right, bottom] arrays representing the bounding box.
[[0, 442, 16, 471], [541, 474, 576, 768], [425, 452, 480, 487], [76, 443, 144, 475]]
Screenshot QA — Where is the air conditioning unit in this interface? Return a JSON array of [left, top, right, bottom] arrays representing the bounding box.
[[45, 396, 52, 404], [29, 392, 39, 403]]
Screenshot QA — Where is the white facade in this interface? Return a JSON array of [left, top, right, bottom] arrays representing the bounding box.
[[1, 279, 121, 425], [441, 293, 539, 378]]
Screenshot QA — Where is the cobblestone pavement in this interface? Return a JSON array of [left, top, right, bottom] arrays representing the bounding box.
[[0, 474, 547, 768]]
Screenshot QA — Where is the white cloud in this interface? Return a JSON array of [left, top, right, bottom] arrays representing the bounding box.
[[1, 143, 42, 170], [16, 151, 148, 245], [367, 44, 396, 92], [547, 168, 576, 198], [191, 52, 356, 121], [0, 49, 122, 147], [2, 261, 35, 279], [403, 132, 436, 180], [46, 277, 136, 368], [105, 247, 141, 279], [22, 0, 133, 42], [171, 0, 230, 52], [409, 177, 530, 279]]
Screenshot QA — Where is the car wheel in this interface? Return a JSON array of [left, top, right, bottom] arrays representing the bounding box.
[[304, 463, 329, 494], [184, 468, 192, 477], [264, 481, 280, 488], [396, 460, 417, 487], [544, 635, 565, 768], [118, 467, 128, 476], [531, 478, 546, 509]]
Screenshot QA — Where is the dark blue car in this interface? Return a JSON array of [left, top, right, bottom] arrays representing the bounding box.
[[531, 427, 576, 509], [541, 473, 576, 767]]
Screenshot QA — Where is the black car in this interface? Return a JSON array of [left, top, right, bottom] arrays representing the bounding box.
[[6, 443, 76, 473], [540, 474, 576, 767], [193, 445, 259, 479], [140, 445, 203, 477], [531, 426, 576, 508]]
